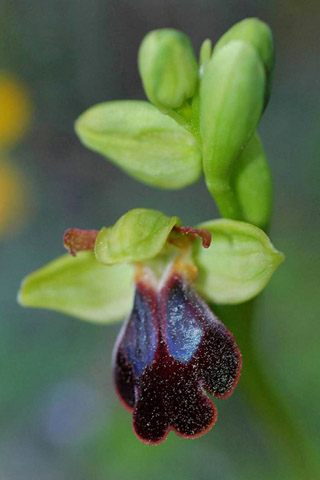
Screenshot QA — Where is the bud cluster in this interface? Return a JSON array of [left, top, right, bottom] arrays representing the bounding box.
[[76, 18, 274, 229]]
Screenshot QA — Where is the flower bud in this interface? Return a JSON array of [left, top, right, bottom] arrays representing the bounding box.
[[232, 133, 272, 229], [200, 40, 265, 219], [138, 29, 198, 110], [214, 18, 274, 108]]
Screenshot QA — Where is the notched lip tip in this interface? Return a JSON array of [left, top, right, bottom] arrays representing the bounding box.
[[133, 397, 218, 445], [133, 414, 218, 446]]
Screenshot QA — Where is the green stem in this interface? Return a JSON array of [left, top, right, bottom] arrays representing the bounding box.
[[208, 180, 243, 220], [216, 301, 316, 479]]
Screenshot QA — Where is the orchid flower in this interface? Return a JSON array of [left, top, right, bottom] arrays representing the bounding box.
[[19, 208, 283, 444]]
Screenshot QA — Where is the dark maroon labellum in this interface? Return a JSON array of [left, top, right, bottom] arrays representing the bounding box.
[[113, 269, 242, 445]]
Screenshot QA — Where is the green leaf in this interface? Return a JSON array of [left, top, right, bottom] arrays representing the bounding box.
[[232, 132, 272, 229], [75, 100, 202, 189], [200, 40, 265, 219], [138, 29, 198, 110], [18, 251, 134, 323], [214, 18, 274, 108], [95, 208, 179, 265], [192, 219, 284, 304]]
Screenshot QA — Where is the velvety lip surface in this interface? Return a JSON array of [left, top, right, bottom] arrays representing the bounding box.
[[113, 271, 242, 444]]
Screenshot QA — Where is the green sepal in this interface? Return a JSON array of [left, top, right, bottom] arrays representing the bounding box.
[[95, 208, 180, 265], [138, 29, 198, 110], [232, 132, 272, 229], [75, 100, 202, 189], [200, 40, 265, 219], [18, 251, 134, 323], [214, 18, 274, 108], [192, 219, 284, 304]]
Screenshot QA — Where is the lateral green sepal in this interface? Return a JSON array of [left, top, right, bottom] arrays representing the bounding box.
[[18, 251, 134, 323], [192, 219, 284, 304]]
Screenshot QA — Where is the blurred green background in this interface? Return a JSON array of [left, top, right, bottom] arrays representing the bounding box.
[[1, 0, 319, 479]]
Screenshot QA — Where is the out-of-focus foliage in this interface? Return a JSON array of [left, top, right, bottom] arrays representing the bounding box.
[[0, 73, 32, 237], [0, 159, 29, 236], [0, 72, 32, 148]]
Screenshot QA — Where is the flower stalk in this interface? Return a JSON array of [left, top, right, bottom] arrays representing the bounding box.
[[16, 17, 299, 463]]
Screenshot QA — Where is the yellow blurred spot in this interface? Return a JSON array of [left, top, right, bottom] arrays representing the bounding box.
[[0, 159, 30, 236], [0, 72, 32, 148]]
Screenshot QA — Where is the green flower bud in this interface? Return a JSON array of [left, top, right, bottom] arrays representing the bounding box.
[[18, 251, 134, 323], [200, 40, 265, 220], [75, 100, 202, 190], [199, 38, 212, 72], [214, 18, 274, 108], [95, 208, 180, 265], [138, 29, 198, 110], [232, 132, 272, 229], [192, 219, 284, 304]]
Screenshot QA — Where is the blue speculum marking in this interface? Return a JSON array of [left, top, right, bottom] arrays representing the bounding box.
[[164, 280, 202, 362], [119, 287, 157, 377]]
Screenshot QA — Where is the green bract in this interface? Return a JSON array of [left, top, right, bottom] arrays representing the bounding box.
[[95, 208, 180, 265], [192, 219, 284, 304], [200, 40, 265, 220], [75, 100, 202, 189], [18, 251, 134, 323], [214, 18, 274, 108], [138, 29, 198, 110]]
